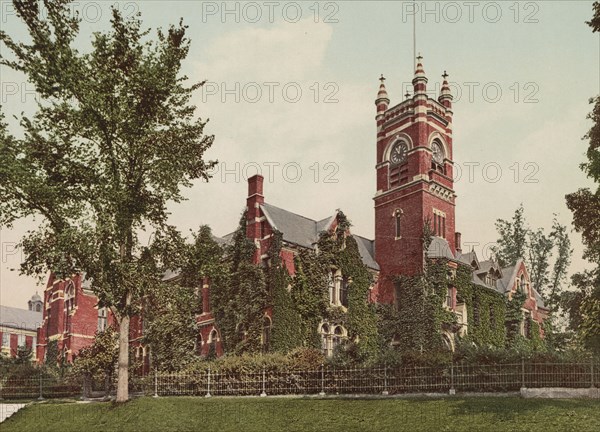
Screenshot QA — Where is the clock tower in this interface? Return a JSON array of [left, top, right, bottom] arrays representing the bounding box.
[[374, 57, 457, 304]]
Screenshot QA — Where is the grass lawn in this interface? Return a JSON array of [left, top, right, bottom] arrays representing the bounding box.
[[2, 396, 600, 432]]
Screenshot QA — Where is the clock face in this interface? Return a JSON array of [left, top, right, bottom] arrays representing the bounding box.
[[432, 142, 444, 164], [390, 141, 408, 165]]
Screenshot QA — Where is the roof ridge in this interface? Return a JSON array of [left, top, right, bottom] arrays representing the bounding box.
[[263, 202, 323, 225]]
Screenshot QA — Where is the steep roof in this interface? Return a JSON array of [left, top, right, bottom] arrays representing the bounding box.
[[261, 203, 323, 248], [0, 305, 42, 331], [260, 203, 379, 270], [426, 237, 455, 260], [353, 235, 380, 271]]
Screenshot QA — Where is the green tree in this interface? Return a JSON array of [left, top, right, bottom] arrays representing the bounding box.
[[564, 2, 600, 355], [74, 327, 119, 398], [0, 1, 216, 401], [492, 204, 528, 267], [144, 225, 224, 370], [548, 218, 572, 311], [527, 228, 554, 298], [211, 213, 268, 354]]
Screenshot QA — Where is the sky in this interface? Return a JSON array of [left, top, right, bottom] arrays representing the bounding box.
[[0, 1, 598, 309]]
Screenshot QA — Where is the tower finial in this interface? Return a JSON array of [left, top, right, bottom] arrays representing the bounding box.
[[442, 70, 449, 80], [379, 74, 386, 83], [417, 53, 423, 62]]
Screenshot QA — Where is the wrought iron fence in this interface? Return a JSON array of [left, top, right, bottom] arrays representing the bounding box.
[[1, 361, 599, 400]]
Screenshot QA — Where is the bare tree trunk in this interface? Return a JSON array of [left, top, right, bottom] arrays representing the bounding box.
[[116, 314, 130, 402]]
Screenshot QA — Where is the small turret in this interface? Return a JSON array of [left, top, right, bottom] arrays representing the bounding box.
[[412, 54, 428, 95], [28, 291, 43, 313], [375, 74, 390, 115], [438, 70, 453, 111]]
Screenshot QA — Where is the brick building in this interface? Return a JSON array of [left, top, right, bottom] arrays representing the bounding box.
[[0, 294, 42, 359], [35, 57, 549, 363]]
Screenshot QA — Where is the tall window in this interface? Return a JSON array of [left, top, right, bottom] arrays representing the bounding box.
[[35, 303, 42, 312], [523, 313, 531, 339], [32, 336, 37, 349], [394, 210, 402, 238], [433, 211, 446, 237], [262, 317, 272, 353], [332, 326, 345, 354], [17, 334, 25, 347], [97, 307, 108, 331], [65, 282, 75, 313], [340, 278, 349, 308], [329, 269, 346, 307], [446, 288, 453, 308], [2, 332, 9, 347]]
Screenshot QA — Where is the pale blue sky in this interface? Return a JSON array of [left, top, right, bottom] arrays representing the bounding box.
[[1, 1, 598, 308]]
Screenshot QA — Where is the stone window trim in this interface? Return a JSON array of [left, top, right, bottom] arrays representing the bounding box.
[[319, 322, 348, 358]]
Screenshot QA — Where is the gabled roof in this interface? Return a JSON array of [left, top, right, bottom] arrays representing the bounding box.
[[426, 237, 455, 260], [0, 305, 42, 331], [261, 203, 323, 248], [456, 250, 479, 269], [259, 203, 379, 270], [353, 235, 380, 271]]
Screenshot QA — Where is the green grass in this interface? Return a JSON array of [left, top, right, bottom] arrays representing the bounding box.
[[3, 396, 600, 432]]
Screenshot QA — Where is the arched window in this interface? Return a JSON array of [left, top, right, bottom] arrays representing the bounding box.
[[332, 326, 345, 353], [262, 317, 272, 353], [65, 282, 75, 314], [394, 210, 402, 239], [320, 324, 331, 357], [340, 278, 349, 308], [35, 304, 42, 312], [520, 275, 527, 294], [208, 329, 219, 358]]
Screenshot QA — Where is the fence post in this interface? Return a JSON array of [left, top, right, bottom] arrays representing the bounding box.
[[38, 369, 44, 400], [521, 358, 526, 390], [319, 364, 325, 396], [205, 367, 212, 398], [153, 368, 159, 398], [591, 361, 595, 389], [449, 361, 456, 395], [382, 363, 389, 396], [260, 367, 267, 397]]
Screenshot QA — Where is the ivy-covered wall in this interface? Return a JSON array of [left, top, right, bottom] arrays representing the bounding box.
[[455, 264, 507, 348], [210, 211, 380, 363]]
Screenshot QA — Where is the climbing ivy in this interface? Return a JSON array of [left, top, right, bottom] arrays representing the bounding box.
[[456, 264, 507, 348], [505, 289, 527, 344], [269, 231, 304, 353], [211, 212, 268, 354], [312, 212, 380, 363]]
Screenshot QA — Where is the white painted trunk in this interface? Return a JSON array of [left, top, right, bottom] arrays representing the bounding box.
[[116, 315, 130, 402]]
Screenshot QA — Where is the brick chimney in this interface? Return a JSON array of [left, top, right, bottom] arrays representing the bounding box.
[[246, 175, 264, 263]]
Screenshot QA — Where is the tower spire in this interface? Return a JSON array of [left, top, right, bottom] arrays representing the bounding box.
[[438, 70, 453, 113], [412, 54, 428, 95], [375, 74, 390, 113]]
